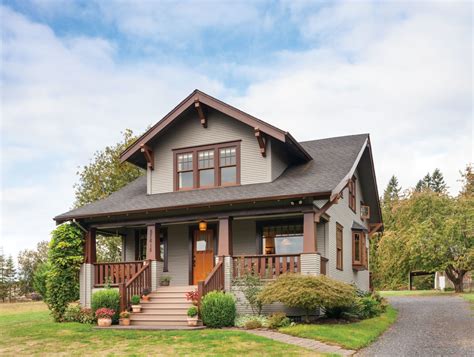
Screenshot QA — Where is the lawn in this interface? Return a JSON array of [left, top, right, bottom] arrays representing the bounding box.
[[379, 290, 454, 297], [279, 306, 398, 350], [0, 302, 317, 357]]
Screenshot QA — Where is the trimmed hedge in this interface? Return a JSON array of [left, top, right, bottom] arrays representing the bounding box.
[[91, 289, 120, 323], [200, 291, 236, 328]]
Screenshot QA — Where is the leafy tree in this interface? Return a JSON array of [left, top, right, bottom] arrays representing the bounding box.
[[33, 262, 51, 298], [233, 273, 264, 315], [382, 175, 402, 230], [73, 129, 143, 262], [459, 163, 474, 197], [46, 223, 84, 321], [17, 241, 49, 294], [431, 168, 447, 193]]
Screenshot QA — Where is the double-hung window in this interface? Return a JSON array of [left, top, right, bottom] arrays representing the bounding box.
[[177, 152, 194, 190], [352, 231, 368, 270], [336, 223, 343, 270], [219, 147, 237, 185]]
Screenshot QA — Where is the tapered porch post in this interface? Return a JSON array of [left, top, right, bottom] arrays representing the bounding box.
[[84, 227, 97, 263], [303, 211, 317, 253], [146, 223, 162, 261], [217, 217, 233, 256]]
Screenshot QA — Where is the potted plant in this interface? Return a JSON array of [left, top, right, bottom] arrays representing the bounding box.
[[119, 311, 130, 326], [159, 276, 171, 286], [95, 307, 115, 327], [131, 295, 141, 313], [187, 306, 199, 326], [142, 288, 151, 302], [186, 290, 200, 306]]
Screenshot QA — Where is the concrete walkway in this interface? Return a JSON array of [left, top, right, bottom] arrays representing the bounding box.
[[359, 295, 474, 357], [244, 329, 356, 356]]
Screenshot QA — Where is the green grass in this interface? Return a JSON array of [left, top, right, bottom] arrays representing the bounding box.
[[379, 290, 454, 297], [279, 306, 398, 350], [460, 293, 474, 312], [0, 302, 319, 356]]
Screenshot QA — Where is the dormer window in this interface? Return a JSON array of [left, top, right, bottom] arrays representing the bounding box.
[[174, 141, 240, 191]]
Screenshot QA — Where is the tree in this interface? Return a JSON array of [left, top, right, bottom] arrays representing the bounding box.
[[73, 129, 143, 262], [431, 168, 447, 193], [382, 175, 402, 230], [33, 262, 51, 299], [5, 255, 17, 302], [415, 173, 433, 192], [459, 163, 474, 197], [17, 241, 49, 295], [0, 250, 7, 302]]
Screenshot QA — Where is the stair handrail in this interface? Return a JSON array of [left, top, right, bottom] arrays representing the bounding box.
[[197, 258, 224, 303], [119, 259, 151, 311]]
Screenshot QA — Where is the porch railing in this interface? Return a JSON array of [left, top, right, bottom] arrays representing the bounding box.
[[94, 261, 144, 287], [321, 256, 328, 275], [197, 259, 224, 301], [232, 254, 300, 279], [119, 260, 151, 312]]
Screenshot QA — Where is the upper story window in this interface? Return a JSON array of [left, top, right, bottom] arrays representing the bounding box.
[[336, 223, 343, 270], [348, 177, 356, 212], [174, 141, 240, 191]]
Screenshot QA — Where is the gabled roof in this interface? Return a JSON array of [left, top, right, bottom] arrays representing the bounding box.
[[55, 134, 382, 226], [120, 89, 312, 169]]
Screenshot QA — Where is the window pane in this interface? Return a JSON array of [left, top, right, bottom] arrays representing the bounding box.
[[178, 171, 193, 188], [263, 235, 303, 254], [219, 147, 236, 166], [199, 168, 214, 187], [198, 150, 214, 169], [178, 153, 193, 171], [220, 166, 236, 185], [354, 234, 360, 261]]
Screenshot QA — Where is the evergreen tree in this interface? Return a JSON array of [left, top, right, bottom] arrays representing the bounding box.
[[431, 168, 447, 193], [459, 163, 474, 197], [0, 249, 7, 302], [5, 255, 16, 302], [383, 175, 401, 202]]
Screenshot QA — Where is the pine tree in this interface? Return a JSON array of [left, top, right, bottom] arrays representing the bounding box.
[[459, 163, 473, 197], [5, 255, 16, 302], [0, 249, 7, 302], [383, 175, 401, 202], [431, 168, 447, 193]]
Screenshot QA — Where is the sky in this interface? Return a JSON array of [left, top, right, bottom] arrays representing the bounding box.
[[1, 0, 472, 259]]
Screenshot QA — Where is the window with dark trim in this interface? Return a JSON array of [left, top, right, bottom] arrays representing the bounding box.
[[336, 223, 343, 270], [136, 228, 168, 271], [174, 141, 240, 191], [348, 177, 356, 212], [352, 231, 368, 270], [261, 223, 304, 255]]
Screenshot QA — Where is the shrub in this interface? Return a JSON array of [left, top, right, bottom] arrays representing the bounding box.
[[95, 307, 115, 319], [131, 295, 141, 305], [91, 289, 120, 323], [233, 273, 263, 314], [46, 223, 84, 321], [33, 262, 50, 299], [201, 291, 236, 328], [186, 290, 200, 305], [258, 274, 357, 321], [234, 314, 268, 328], [79, 308, 95, 324], [267, 312, 291, 329], [187, 306, 198, 317], [63, 303, 82, 322], [244, 319, 262, 329]]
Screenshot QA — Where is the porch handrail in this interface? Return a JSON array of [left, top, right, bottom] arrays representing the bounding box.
[[232, 254, 301, 279], [94, 261, 144, 287], [197, 259, 224, 301], [119, 260, 151, 312]]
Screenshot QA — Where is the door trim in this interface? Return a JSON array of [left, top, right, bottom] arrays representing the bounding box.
[[188, 224, 217, 285]]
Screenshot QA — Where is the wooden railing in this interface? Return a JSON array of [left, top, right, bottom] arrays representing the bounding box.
[[197, 259, 224, 301], [321, 256, 328, 276], [94, 261, 144, 287], [119, 260, 151, 312], [232, 254, 300, 279]]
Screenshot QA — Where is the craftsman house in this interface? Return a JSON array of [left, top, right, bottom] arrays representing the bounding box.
[[55, 90, 383, 326]]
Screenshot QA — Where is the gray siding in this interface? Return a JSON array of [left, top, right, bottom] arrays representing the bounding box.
[[325, 170, 370, 291], [232, 219, 257, 255], [123, 228, 136, 261], [316, 222, 327, 257], [166, 224, 190, 286]]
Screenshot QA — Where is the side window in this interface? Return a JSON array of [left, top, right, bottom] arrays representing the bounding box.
[[336, 223, 343, 270], [348, 177, 356, 212]]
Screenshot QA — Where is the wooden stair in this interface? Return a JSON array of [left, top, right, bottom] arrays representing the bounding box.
[[130, 285, 197, 327]]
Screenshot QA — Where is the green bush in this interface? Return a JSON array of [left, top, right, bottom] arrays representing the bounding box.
[[91, 289, 120, 323], [234, 314, 268, 328], [79, 308, 95, 324], [267, 312, 291, 329], [63, 303, 82, 322], [46, 223, 84, 321], [33, 262, 50, 299], [131, 295, 141, 305], [201, 291, 236, 328], [232, 273, 263, 314], [258, 274, 357, 321], [244, 319, 262, 329], [187, 306, 198, 317]]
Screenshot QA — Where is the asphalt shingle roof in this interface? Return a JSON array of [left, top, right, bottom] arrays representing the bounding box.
[[54, 134, 368, 221]]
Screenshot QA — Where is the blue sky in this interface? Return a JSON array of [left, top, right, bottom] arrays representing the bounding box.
[[1, 0, 472, 258]]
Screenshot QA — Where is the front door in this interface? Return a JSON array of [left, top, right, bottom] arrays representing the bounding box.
[[193, 229, 214, 284]]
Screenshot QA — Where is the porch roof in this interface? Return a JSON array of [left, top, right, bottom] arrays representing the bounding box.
[[55, 134, 380, 223]]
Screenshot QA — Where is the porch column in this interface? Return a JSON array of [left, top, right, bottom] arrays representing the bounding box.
[[84, 228, 97, 264], [218, 217, 233, 256], [146, 223, 162, 261], [303, 211, 317, 253]]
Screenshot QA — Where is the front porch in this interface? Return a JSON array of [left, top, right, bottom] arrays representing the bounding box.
[[79, 208, 330, 315]]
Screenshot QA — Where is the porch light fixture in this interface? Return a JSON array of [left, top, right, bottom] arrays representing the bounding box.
[[199, 220, 207, 231]]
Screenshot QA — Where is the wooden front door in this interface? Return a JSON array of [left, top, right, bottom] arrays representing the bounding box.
[[193, 229, 214, 284]]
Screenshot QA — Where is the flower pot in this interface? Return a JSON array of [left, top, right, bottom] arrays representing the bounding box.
[[187, 316, 199, 326], [131, 305, 142, 313], [97, 317, 112, 327], [142, 295, 150, 302], [160, 281, 170, 286], [119, 318, 130, 326]]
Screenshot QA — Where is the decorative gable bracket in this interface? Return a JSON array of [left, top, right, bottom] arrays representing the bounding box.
[[194, 99, 207, 128], [140, 144, 154, 170], [254, 127, 267, 157]]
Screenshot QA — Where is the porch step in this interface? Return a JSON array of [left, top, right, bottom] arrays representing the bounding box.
[[130, 285, 197, 327]]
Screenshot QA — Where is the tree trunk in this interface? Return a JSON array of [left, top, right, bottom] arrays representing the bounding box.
[[445, 266, 466, 293]]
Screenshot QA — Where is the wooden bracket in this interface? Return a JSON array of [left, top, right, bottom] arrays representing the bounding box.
[[368, 223, 383, 237], [254, 128, 267, 157], [140, 144, 154, 170], [194, 99, 207, 128], [314, 193, 342, 222]]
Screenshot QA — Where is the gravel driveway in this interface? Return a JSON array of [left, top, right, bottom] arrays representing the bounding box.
[[359, 295, 473, 357]]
